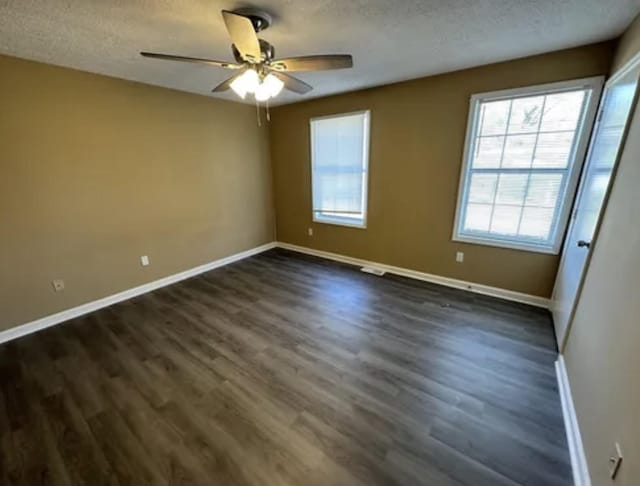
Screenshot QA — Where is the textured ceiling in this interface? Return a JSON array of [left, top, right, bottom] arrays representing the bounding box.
[[1, 1, 639, 105]]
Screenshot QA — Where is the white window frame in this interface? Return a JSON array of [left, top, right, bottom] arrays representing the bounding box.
[[452, 77, 604, 254], [310, 110, 371, 229]]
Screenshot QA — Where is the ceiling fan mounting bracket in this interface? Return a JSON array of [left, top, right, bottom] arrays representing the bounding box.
[[232, 8, 272, 32]]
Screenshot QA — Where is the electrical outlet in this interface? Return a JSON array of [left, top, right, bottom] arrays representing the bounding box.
[[52, 279, 65, 292], [308, 227, 313, 236], [456, 251, 464, 263], [140, 255, 150, 266], [609, 442, 623, 479]]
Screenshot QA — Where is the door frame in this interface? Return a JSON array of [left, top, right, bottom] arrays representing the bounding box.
[[553, 52, 640, 352]]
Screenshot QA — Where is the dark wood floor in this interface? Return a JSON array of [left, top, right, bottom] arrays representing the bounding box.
[[0, 249, 571, 485]]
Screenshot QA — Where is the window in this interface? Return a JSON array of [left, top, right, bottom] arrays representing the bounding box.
[[310, 111, 370, 228], [453, 78, 603, 253]]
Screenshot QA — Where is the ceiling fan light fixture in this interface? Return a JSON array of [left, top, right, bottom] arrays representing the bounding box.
[[230, 68, 260, 98], [254, 73, 284, 101], [142, 10, 353, 103], [254, 73, 285, 101]]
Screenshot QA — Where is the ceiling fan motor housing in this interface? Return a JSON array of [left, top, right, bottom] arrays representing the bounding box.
[[232, 39, 275, 64]]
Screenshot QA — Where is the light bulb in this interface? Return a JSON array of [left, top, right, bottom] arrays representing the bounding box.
[[230, 69, 260, 99], [230, 77, 247, 99], [262, 73, 284, 98], [242, 69, 260, 93], [254, 80, 271, 102]]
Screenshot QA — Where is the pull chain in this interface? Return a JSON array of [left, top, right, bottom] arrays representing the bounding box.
[[255, 98, 261, 127], [266, 98, 271, 122]]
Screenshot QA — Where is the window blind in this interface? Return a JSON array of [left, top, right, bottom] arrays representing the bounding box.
[[311, 111, 369, 226]]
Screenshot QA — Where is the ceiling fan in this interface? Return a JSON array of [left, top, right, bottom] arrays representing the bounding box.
[[141, 8, 353, 102]]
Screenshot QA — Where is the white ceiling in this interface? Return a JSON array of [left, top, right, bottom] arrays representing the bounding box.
[[1, 0, 639, 106]]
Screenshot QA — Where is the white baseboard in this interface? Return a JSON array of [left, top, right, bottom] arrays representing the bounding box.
[[556, 355, 591, 486], [0, 242, 277, 345], [276, 242, 550, 308], [1, 240, 549, 346]]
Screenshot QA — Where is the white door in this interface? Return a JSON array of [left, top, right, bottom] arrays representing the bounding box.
[[552, 61, 640, 349]]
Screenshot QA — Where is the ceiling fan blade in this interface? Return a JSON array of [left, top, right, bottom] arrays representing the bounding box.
[[140, 52, 243, 69], [270, 55, 353, 72], [221, 10, 261, 63], [269, 71, 313, 94], [211, 71, 245, 92]]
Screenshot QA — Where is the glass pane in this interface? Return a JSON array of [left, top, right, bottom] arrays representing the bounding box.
[[315, 132, 338, 164], [508, 96, 544, 134], [312, 113, 367, 214], [582, 172, 609, 213], [464, 204, 492, 232], [605, 82, 637, 126], [519, 207, 554, 239], [495, 173, 528, 206], [533, 132, 574, 168], [574, 76, 638, 241], [525, 173, 563, 208], [577, 172, 609, 235], [479, 100, 510, 136], [472, 136, 503, 168], [539, 91, 585, 132], [490, 205, 522, 235], [590, 125, 621, 171], [468, 173, 498, 203], [502, 134, 536, 168], [338, 132, 363, 169], [314, 173, 363, 213], [313, 114, 365, 170]]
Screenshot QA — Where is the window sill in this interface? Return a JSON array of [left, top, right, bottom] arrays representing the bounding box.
[[313, 214, 367, 229], [452, 234, 559, 255]]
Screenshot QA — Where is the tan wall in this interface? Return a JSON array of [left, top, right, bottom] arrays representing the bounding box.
[[0, 54, 274, 331], [563, 27, 640, 486], [269, 43, 614, 297], [611, 13, 640, 73]]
